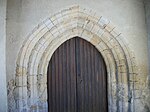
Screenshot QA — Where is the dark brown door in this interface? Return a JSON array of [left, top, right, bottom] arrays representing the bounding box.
[[47, 37, 107, 112]]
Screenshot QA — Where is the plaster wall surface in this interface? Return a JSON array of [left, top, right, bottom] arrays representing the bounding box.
[[145, 0, 150, 84], [144, 0, 150, 111], [6, 0, 148, 111], [0, 0, 8, 111]]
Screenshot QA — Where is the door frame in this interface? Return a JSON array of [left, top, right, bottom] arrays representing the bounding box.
[[10, 6, 139, 112]]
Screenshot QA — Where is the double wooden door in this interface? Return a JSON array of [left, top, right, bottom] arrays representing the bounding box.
[[47, 37, 107, 112]]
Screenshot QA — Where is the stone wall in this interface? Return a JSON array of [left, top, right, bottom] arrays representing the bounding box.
[[0, 0, 8, 111], [12, 6, 140, 111], [6, 0, 148, 83], [6, 0, 149, 111]]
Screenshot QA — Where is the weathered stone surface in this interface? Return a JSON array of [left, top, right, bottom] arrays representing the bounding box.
[[7, 80, 16, 112], [5, 3, 148, 112]]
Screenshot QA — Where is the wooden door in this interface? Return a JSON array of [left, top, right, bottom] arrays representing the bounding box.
[[47, 37, 107, 112]]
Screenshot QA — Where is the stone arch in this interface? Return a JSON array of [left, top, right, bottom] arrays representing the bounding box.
[[13, 5, 139, 112]]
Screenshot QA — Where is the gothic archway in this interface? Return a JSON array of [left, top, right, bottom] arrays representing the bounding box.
[[12, 5, 139, 112]]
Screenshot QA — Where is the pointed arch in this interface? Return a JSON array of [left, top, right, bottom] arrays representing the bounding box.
[[13, 5, 139, 112]]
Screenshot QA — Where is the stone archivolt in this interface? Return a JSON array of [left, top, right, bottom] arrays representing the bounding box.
[[9, 5, 141, 112]]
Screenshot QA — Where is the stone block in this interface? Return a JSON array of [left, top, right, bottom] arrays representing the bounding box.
[[91, 24, 100, 34], [33, 64, 38, 75], [50, 15, 57, 23], [14, 87, 28, 99], [108, 38, 119, 48], [37, 74, 47, 84], [78, 11, 88, 20], [78, 18, 86, 28], [27, 75, 38, 85], [29, 85, 39, 99], [101, 31, 112, 42], [38, 84, 47, 97], [37, 27, 49, 39], [34, 43, 42, 52], [44, 19, 54, 30], [16, 66, 23, 76], [105, 22, 115, 32], [61, 8, 71, 16], [29, 51, 37, 62], [61, 14, 70, 23], [116, 59, 126, 65], [52, 19, 59, 26], [15, 75, 27, 86], [82, 30, 93, 40], [90, 35, 101, 45], [32, 24, 46, 36], [88, 15, 99, 23], [28, 33, 36, 42], [50, 27, 59, 36], [111, 48, 118, 60], [98, 42, 108, 51], [117, 52, 125, 59], [98, 17, 109, 28], [52, 30, 60, 38], [110, 28, 121, 37], [39, 37, 46, 45], [84, 20, 94, 31], [22, 67, 27, 76], [97, 28, 105, 37], [119, 73, 128, 84]]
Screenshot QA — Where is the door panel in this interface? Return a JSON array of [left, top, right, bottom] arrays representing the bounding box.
[[47, 39, 77, 112], [47, 37, 107, 112], [75, 38, 107, 112]]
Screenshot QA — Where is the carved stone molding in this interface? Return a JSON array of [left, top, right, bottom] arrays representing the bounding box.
[[8, 5, 142, 112]]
